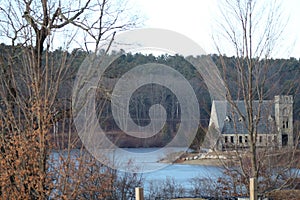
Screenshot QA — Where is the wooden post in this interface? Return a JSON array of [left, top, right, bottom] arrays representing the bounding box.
[[250, 177, 257, 200], [135, 187, 144, 200]]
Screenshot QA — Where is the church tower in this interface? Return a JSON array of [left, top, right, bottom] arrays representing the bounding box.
[[275, 95, 294, 147]]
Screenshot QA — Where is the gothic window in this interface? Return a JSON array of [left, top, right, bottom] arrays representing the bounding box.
[[285, 96, 289, 102], [268, 115, 274, 121], [239, 136, 243, 143], [224, 136, 228, 143], [225, 116, 231, 122], [259, 136, 263, 143], [239, 116, 245, 122], [283, 108, 288, 116]]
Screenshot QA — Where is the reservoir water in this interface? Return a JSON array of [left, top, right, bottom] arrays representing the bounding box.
[[51, 147, 224, 197], [95, 148, 223, 192]]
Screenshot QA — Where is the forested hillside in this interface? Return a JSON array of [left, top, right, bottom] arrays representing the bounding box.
[[1, 43, 299, 147]]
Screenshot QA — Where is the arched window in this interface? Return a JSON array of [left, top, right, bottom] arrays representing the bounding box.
[[259, 136, 263, 143], [268, 115, 274, 121], [224, 116, 231, 122], [239, 116, 245, 122], [239, 136, 243, 143], [283, 108, 288, 116], [224, 136, 228, 143]]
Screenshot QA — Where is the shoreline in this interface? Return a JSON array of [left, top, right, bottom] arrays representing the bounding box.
[[177, 158, 225, 166], [162, 149, 300, 169], [159, 151, 229, 167]]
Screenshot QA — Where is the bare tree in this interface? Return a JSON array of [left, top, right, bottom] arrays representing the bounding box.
[[0, 0, 138, 198], [211, 0, 299, 199]]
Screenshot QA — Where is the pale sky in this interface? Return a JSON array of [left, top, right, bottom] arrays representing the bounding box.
[[129, 0, 300, 59]]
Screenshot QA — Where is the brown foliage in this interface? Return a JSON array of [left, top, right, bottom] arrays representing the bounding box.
[[267, 190, 300, 200], [0, 0, 139, 198]]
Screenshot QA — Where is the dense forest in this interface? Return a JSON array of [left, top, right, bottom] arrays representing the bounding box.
[[1, 43, 299, 148]]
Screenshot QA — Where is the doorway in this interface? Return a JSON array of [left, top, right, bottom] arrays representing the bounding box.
[[282, 134, 288, 146]]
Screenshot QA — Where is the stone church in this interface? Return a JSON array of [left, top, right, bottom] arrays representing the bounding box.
[[203, 95, 294, 150]]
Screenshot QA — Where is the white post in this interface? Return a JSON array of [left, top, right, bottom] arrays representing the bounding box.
[[135, 187, 144, 200], [250, 177, 257, 200]]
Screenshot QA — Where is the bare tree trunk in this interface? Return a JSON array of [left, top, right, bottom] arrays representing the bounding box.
[[0, 0, 138, 198], [214, 0, 290, 199]]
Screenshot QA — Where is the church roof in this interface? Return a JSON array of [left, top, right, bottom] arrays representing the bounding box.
[[212, 100, 277, 134]]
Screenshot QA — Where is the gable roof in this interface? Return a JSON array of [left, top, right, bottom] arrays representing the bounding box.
[[211, 100, 277, 135]]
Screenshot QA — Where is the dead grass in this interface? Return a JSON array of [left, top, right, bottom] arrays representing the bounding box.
[[267, 190, 300, 200]]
